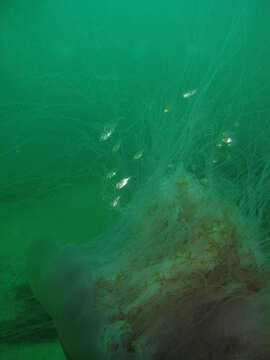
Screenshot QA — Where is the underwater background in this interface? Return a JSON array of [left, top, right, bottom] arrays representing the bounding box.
[[1, 0, 270, 359]]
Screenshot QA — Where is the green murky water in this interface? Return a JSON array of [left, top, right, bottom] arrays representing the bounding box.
[[1, 1, 270, 359]]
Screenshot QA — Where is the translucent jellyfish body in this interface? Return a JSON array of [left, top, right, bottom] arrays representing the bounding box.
[[28, 167, 270, 359]]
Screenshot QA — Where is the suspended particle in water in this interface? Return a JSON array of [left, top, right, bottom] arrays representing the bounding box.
[[106, 170, 118, 180], [225, 137, 233, 145], [221, 131, 236, 147]]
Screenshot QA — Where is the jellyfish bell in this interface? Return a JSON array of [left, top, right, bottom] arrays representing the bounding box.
[[28, 240, 107, 359]]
